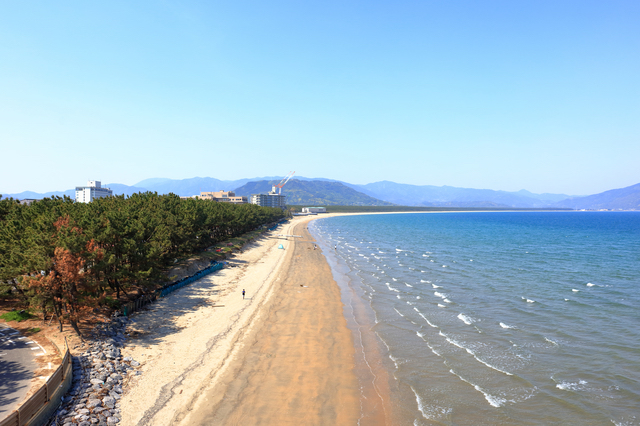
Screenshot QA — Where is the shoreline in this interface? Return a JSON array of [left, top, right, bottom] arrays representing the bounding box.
[[120, 215, 383, 425]]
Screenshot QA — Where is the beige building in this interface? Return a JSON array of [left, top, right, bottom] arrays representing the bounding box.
[[199, 190, 247, 204]]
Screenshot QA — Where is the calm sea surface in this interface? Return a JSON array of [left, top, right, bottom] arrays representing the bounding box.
[[309, 212, 640, 426]]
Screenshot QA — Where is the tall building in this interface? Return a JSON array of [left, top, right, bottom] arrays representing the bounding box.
[[75, 180, 113, 203], [199, 190, 247, 204], [250, 193, 286, 209]]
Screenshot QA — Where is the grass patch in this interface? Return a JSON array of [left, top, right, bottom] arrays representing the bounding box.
[[1, 310, 36, 322], [26, 327, 41, 334]]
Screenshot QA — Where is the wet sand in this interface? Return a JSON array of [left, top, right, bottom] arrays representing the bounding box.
[[121, 216, 381, 425]]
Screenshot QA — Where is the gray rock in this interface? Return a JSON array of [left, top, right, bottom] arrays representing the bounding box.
[[102, 396, 116, 405], [107, 416, 120, 424], [131, 361, 140, 367], [87, 399, 102, 409]]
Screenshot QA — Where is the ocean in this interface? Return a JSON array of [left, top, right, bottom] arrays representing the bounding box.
[[309, 212, 640, 426]]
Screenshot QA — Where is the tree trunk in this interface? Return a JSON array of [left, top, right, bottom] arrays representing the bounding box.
[[70, 319, 83, 339], [54, 303, 63, 332]]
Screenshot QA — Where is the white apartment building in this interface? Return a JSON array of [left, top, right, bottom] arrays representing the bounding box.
[[75, 180, 113, 203], [301, 207, 326, 214], [250, 193, 286, 209]]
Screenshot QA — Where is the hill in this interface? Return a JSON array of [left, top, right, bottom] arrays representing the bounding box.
[[553, 183, 640, 210], [345, 181, 572, 208], [233, 179, 394, 206]]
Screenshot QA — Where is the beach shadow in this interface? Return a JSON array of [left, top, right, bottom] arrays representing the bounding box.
[[124, 276, 224, 348]]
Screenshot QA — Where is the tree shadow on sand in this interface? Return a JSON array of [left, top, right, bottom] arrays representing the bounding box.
[[123, 276, 227, 348]]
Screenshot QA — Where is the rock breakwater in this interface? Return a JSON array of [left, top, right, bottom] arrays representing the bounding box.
[[50, 315, 141, 426]]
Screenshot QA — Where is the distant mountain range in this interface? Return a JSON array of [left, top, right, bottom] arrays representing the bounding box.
[[552, 183, 640, 210], [2, 177, 639, 210], [233, 180, 394, 206]]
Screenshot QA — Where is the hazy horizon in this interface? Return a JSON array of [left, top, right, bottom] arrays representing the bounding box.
[[1, 174, 610, 198], [1, 1, 638, 195]]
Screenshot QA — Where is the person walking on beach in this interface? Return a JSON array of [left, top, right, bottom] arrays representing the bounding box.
[[242, 289, 245, 299]]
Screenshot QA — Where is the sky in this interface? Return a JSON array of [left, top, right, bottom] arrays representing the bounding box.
[[1, 1, 638, 196]]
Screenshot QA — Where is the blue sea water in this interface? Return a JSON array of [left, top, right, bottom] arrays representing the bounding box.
[[309, 212, 640, 426]]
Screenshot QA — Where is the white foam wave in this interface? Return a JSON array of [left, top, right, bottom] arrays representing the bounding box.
[[440, 332, 513, 376], [438, 303, 446, 308], [572, 289, 579, 292], [586, 283, 595, 287], [449, 369, 507, 407], [405, 283, 413, 287], [457, 313, 475, 325], [430, 260, 435, 263], [389, 354, 401, 369], [442, 265, 447, 268], [396, 294, 401, 299], [432, 284, 442, 288], [422, 254, 429, 257], [414, 308, 437, 328], [443, 298, 452, 303], [420, 279, 429, 283], [392, 278, 397, 281], [410, 386, 451, 421], [545, 337, 558, 346], [434, 292, 447, 299], [396, 248, 406, 252], [416, 296, 421, 299], [500, 322, 515, 329], [385, 283, 400, 292], [556, 379, 587, 391]]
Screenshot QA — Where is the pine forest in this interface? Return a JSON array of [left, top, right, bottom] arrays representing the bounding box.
[[0, 193, 285, 334]]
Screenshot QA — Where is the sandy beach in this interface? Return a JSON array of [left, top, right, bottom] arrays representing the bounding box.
[[120, 215, 377, 425]]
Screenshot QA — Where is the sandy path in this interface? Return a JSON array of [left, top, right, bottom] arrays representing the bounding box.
[[120, 216, 362, 425], [180, 221, 360, 425]]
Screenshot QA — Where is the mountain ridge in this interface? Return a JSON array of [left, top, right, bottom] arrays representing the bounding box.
[[2, 177, 638, 210]]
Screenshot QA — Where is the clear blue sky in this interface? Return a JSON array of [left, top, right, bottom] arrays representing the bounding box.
[[1, 1, 638, 195]]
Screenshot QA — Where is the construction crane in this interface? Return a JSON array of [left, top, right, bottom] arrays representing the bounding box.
[[270, 171, 295, 195]]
